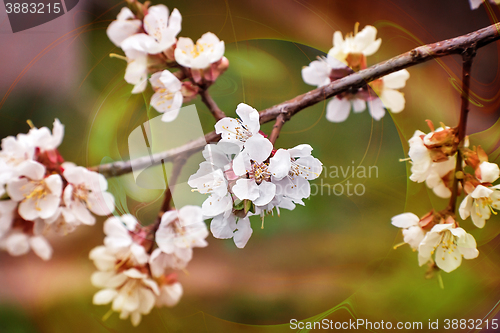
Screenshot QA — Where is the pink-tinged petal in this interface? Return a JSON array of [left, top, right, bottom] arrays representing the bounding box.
[[157, 282, 183, 307], [160, 210, 178, 227], [72, 199, 95, 225], [301, 59, 331, 87], [326, 97, 351, 123], [93, 289, 118, 305], [268, 149, 291, 180], [469, 0, 484, 10], [367, 98, 386, 121], [137, 287, 157, 314], [351, 98, 366, 113], [149, 248, 167, 278], [18, 160, 45, 180], [63, 166, 86, 185], [0, 200, 16, 237], [117, 7, 135, 20], [45, 174, 63, 197], [168, 8, 182, 36], [174, 37, 195, 67], [29, 236, 52, 260], [6, 178, 31, 201], [5, 233, 30, 256], [243, 134, 273, 163], [232, 179, 260, 201], [104, 217, 132, 248], [210, 214, 236, 239], [123, 268, 148, 279], [391, 213, 420, 228], [107, 20, 142, 47], [178, 205, 203, 226], [131, 243, 150, 265], [18, 199, 39, 221], [87, 191, 115, 216], [37, 195, 61, 219], [233, 217, 253, 248]]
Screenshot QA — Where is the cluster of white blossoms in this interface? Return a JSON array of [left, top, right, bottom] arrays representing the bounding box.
[[302, 24, 410, 122], [90, 206, 208, 326], [392, 212, 478, 273], [0, 120, 115, 260], [107, 4, 228, 122], [459, 147, 500, 228], [394, 120, 500, 274], [188, 103, 323, 248]]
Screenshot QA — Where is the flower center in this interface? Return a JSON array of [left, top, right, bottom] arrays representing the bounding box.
[[249, 162, 271, 184]]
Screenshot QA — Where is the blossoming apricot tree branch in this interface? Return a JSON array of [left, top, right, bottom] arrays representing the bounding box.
[[91, 23, 500, 179]]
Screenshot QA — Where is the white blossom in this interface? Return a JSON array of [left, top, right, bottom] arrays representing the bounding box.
[[328, 25, 381, 65], [418, 223, 478, 273], [174, 32, 225, 69], [63, 166, 115, 226], [150, 206, 208, 276], [477, 161, 500, 183], [149, 70, 183, 122], [391, 213, 425, 250], [210, 213, 252, 249], [7, 160, 62, 221], [121, 5, 182, 55], [92, 266, 159, 327], [107, 7, 142, 47], [459, 184, 500, 228], [366, 69, 410, 120], [215, 103, 260, 148], [124, 49, 149, 94]]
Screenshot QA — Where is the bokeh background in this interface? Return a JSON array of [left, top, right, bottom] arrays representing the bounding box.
[[1, 0, 500, 332]]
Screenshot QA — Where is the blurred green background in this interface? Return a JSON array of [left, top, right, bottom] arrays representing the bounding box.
[[1, 0, 500, 332]]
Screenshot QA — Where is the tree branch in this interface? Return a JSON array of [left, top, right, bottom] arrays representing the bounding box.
[[91, 23, 500, 178], [198, 89, 226, 120], [269, 114, 286, 145], [448, 48, 475, 214]]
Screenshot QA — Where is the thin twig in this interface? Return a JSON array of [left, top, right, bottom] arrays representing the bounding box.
[[91, 23, 500, 178], [269, 114, 286, 145], [199, 89, 226, 120], [448, 48, 475, 214]]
